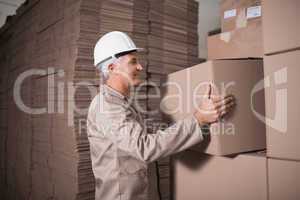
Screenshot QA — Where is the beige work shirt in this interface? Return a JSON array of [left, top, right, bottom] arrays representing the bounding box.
[[87, 84, 203, 200]]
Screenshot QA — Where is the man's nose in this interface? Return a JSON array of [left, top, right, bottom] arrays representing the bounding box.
[[137, 63, 143, 71]]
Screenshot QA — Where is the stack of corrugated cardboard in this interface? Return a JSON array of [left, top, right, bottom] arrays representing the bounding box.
[[148, 0, 200, 75], [146, 0, 200, 199], [0, 0, 200, 200], [1, 1, 39, 199], [0, 0, 96, 199], [0, 25, 9, 198], [147, 0, 200, 103], [96, 0, 150, 121]]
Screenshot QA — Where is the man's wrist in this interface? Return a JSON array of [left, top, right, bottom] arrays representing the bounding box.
[[193, 112, 205, 127]]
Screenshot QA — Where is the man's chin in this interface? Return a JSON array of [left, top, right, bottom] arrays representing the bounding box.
[[132, 78, 143, 86]]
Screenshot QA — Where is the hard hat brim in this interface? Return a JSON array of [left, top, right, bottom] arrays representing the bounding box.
[[96, 47, 145, 66], [115, 47, 145, 58], [136, 47, 145, 52]]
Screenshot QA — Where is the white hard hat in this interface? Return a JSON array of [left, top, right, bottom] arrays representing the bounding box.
[[93, 31, 144, 67]]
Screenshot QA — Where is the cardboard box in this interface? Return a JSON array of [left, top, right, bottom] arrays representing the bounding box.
[[268, 158, 300, 200], [264, 50, 300, 160], [262, 0, 300, 55], [173, 150, 267, 200], [208, 20, 263, 60], [161, 59, 266, 156], [221, 0, 261, 32]]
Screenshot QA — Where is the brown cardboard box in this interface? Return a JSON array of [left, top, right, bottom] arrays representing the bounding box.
[[208, 20, 263, 60], [221, 0, 261, 32], [173, 150, 267, 200], [262, 0, 300, 55], [264, 51, 300, 160], [161, 60, 266, 155], [268, 158, 300, 200]]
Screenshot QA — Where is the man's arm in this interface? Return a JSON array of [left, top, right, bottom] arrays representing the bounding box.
[[93, 84, 235, 164], [103, 111, 203, 164]]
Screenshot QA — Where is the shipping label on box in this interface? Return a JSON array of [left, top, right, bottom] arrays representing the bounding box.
[[247, 6, 262, 19], [221, 0, 262, 32], [224, 9, 237, 19]]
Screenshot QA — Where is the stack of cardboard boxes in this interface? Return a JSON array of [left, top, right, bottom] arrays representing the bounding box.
[[162, 0, 299, 199], [162, 1, 267, 199], [162, 0, 265, 155], [262, 0, 300, 199]]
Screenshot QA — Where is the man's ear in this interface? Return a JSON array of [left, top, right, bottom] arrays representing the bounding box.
[[108, 63, 115, 72]]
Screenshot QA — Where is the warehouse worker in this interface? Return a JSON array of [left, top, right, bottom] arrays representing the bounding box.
[[87, 31, 235, 200]]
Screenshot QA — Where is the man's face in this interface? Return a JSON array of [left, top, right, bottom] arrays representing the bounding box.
[[112, 52, 143, 86]]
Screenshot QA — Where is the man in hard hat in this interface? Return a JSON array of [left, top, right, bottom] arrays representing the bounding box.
[[87, 31, 235, 200]]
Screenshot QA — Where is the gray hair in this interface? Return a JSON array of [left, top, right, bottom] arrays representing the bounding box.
[[97, 57, 120, 84], [97, 53, 135, 86], [97, 59, 110, 78]]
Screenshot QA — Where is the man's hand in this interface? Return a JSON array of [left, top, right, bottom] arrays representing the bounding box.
[[194, 84, 236, 126]]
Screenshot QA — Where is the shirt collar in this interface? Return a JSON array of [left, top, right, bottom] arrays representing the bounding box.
[[101, 84, 128, 102]]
